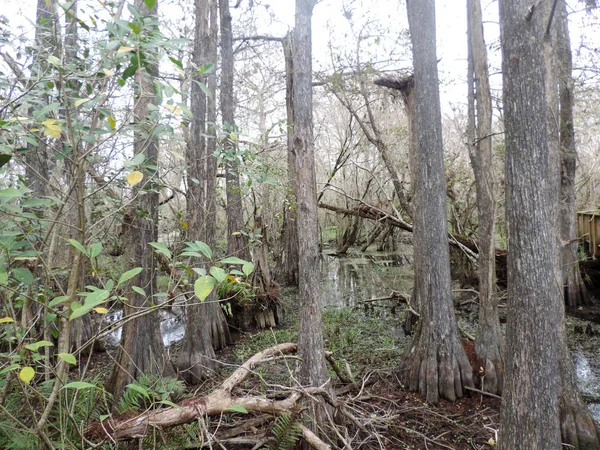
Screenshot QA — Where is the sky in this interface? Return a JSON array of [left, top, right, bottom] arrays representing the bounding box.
[[1, 0, 598, 112]]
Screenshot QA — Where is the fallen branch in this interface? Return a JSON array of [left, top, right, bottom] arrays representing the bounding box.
[[87, 343, 333, 449], [464, 385, 502, 400], [88, 344, 299, 441], [361, 291, 412, 304], [318, 201, 507, 263]]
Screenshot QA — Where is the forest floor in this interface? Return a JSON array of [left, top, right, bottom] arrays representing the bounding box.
[[80, 280, 600, 450]]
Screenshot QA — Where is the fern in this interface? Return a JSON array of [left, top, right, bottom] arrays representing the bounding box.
[[117, 374, 185, 413], [265, 413, 302, 450]]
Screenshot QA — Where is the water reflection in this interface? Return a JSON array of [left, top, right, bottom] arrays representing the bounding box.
[[573, 351, 600, 422], [320, 248, 413, 308], [101, 308, 185, 347]]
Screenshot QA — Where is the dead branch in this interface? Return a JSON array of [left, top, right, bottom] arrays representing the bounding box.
[[318, 201, 507, 262], [361, 291, 412, 304], [86, 343, 333, 450], [87, 344, 297, 441], [325, 352, 354, 384], [464, 385, 502, 400]]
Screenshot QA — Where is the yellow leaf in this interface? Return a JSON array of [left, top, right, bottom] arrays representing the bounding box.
[[180, 220, 189, 230], [107, 115, 116, 130], [74, 98, 88, 108], [229, 133, 237, 141], [102, 68, 115, 77], [0, 317, 14, 324], [126, 171, 144, 186], [164, 104, 181, 115], [92, 307, 108, 314], [117, 46, 135, 54], [166, 148, 185, 160], [47, 55, 61, 67], [487, 437, 496, 447], [19, 367, 35, 384], [226, 275, 238, 283], [41, 119, 62, 139]]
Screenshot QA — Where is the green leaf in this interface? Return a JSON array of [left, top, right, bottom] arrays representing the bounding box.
[[226, 405, 248, 414], [0, 269, 8, 285], [192, 267, 207, 276], [21, 198, 51, 208], [122, 64, 137, 80], [19, 367, 35, 383], [68, 239, 87, 255], [194, 241, 212, 259], [88, 242, 102, 258], [128, 22, 141, 34], [105, 279, 115, 291], [132, 286, 146, 296], [0, 188, 23, 201], [169, 56, 183, 69], [118, 267, 143, 286], [200, 63, 215, 74], [220, 257, 249, 265], [126, 152, 146, 167], [158, 400, 182, 408], [58, 353, 77, 365], [126, 383, 150, 399], [25, 340, 54, 352], [180, 251, 202, 258], [194, 80, 212, 98], [0, 154, 12, 169], [144, 0, 156, 8], [209, 266, 227, 283], [70, 289, 110, 320], [13, 268, 33, 285], [62, 381, 96, 390], [0, 364, 20, 375], [149, 242, 172, 260], [242, 262, 255, 277], [49, 295, 69, 307], [194, 276, 216, 301], [47, 55, 62, 67]]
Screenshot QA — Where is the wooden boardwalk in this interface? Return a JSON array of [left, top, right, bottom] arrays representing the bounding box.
[[577, 211, 600, 257]]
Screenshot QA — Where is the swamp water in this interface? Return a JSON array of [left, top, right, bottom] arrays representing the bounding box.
[[100, 245, 600, 422]]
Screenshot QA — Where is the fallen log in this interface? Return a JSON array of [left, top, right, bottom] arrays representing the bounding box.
[[85, 343, 329, 449], [318, 201, 507, 262]]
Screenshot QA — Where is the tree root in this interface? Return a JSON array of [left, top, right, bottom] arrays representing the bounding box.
[[560, 401, 600, 450]]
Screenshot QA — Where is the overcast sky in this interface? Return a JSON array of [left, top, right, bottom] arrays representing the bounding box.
[[2, 0, 598, 111]]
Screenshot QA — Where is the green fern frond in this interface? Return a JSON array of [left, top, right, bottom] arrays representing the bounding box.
[[266, 413, 302, 450]]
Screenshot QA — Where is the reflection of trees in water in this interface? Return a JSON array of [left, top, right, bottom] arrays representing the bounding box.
[[322, 253, 411, 307]]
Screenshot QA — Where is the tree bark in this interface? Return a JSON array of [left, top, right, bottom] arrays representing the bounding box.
[[178, 0, 230, 383], [293, 0, 329, 406], [108, 0, 174, 404], [466, 0, 503, 395], [498, 0, 562, 447], [277, 32, 300, 286], [553, 2, 600, 447], [557, 0, 591, 310], [221, 0, 250, 261], [400, 0, 473, 404]]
